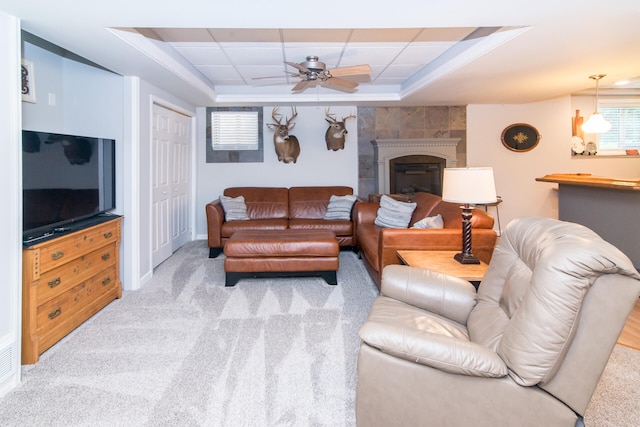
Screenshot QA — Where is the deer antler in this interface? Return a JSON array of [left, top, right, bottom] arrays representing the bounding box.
[[271, 106, 283, 125], [342, 112, 356, 123], [285, 106, 297, 127], [325, 107, 337, 123]]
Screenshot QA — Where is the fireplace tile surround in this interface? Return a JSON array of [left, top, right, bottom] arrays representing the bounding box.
[[357, 106, 467, 197]]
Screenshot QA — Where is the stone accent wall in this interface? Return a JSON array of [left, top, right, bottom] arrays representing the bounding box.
[[357, 106, 467, 198]]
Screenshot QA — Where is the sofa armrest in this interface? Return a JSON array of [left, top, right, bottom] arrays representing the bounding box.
[[379, 228, 498, 265], [205, 200, 225, 247], [354, 201, 378, 226], [381, 264, 477, 325]]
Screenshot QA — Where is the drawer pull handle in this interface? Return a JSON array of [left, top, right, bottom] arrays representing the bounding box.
[[48, 277, 61, 288], [103, 231, 113, 239], [48, 308, 62, 320], [102, 277, 111, 286], [51, 251, 64, 260], [102, 253, 111, 261]]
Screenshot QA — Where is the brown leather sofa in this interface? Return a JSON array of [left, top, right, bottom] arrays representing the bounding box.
[[206, 186, 357, 257], [354, 192, 498, 288]]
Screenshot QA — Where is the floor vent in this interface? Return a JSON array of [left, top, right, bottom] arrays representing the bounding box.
[[0, 345, 13, 384]]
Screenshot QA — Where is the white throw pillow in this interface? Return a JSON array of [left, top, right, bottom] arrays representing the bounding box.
[[324, 194, 358, 220], [374, 195, 417, 228], [411, 213, 444, 229], [219, 195, 250, 221]]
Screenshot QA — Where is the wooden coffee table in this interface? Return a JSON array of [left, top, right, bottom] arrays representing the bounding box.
[[396, 250, 488, 288]]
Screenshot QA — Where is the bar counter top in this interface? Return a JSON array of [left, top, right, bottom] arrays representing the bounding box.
[[535, 173, 640, 191]]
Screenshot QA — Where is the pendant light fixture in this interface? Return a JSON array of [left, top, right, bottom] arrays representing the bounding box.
[[581, 74, 611, 134]]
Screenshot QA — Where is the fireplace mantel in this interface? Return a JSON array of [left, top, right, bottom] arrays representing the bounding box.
[[372, 138, 460, 194]]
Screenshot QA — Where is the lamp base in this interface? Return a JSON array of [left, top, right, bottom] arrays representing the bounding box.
[[454, 252, 481, 264]]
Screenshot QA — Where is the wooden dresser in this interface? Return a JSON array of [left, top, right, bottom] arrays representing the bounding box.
[[22, 216, 122, 364]]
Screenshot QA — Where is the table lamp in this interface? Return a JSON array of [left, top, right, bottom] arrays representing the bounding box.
[[442, 167, 497, 264]]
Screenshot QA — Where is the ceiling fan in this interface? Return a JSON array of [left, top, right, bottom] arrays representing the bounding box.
[[256, 55, 372, 93]]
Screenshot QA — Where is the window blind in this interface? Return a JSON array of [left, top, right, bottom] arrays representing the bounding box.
[[211, 111, 259, 151], [599, 106, 640, 150]]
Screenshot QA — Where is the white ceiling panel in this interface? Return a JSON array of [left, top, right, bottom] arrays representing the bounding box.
[[197, 65, 242, 80], [220, 45, 284, 65], [171, 45, 229, 65]]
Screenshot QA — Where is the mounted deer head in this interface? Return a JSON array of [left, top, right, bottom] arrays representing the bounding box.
[[325, 108, 355, 151], [267, 106, 300, 163]]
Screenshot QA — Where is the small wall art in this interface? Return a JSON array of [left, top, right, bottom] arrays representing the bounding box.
[[501, 123, 540, 152], [21, 59, 36, 103]]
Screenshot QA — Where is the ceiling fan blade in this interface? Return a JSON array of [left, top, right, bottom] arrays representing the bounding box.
[[284, 61, 311, 73], [344, 74, 371, 84], [325, 76, 359, 90], [292, 79, 316, 92], [328, 64, 372, 77]]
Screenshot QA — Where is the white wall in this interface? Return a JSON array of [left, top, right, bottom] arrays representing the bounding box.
[[22, 42, 122, 141], [0, 11, 23, 397], [468, 96, 640, 234], [195, 105, 359, 238]]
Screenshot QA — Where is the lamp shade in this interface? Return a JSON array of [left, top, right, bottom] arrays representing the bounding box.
[[582, 112, 612, 134], [442, 167, 497, 204]]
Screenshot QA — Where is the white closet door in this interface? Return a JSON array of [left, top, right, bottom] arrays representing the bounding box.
[[152, 104, 191, 268], [170, 111, 191, 250]]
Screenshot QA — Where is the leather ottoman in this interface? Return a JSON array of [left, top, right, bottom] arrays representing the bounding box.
[[223, 229, 339, 286]]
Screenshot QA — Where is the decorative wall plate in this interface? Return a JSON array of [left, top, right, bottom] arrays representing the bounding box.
[[501, 123, 541, 152], [571, 135, 585, 155]]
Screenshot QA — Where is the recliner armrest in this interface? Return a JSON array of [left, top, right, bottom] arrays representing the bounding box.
[[359, 313, 508, 377], [381, 264, 477, 325]]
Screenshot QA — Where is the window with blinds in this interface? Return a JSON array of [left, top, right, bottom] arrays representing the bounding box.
[[598, 101, 640, 152], [211, 111, 259, 151]]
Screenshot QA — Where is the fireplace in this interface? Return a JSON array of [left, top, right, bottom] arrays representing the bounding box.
[[390, 155, 446, 196], [372, 138, 460, 194]]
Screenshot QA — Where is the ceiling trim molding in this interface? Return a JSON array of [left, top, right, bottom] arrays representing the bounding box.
[[108, 28, 217, 102], [401, 26, 531, 98]]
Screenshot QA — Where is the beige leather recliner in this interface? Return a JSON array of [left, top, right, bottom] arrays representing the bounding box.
[[356, 217, 640, 427]]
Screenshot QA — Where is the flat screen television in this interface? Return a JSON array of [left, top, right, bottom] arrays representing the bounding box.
[[22, 130, 116, 243]]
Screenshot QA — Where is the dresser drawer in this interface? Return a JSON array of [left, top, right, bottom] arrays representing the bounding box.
[[36, 265, 118, 336], [36, 221, 120, 274], [35, 243, 117, 306]]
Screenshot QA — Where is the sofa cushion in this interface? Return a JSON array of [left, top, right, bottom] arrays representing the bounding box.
[[224, 187, 289, 220], [289, 186, 353, 219], [411, 213, 444, 229], [220, 219, 288, 238], [374, 195, 417, 228], [219, 195, 250, 221], [324, 194, 358, 220], [408, 192, 445, 226]]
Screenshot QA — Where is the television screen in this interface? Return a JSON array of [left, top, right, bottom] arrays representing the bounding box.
[[22, 130, 116, 241]]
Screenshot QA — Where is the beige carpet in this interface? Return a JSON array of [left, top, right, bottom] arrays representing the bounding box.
[[0, 240, 637, 426]]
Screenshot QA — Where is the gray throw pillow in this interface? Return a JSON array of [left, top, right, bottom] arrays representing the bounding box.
[[411, 213, 444, 229], [324, 194, 358, 220], [374, 195, 417, 228], [219, 195, 250, 221]]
